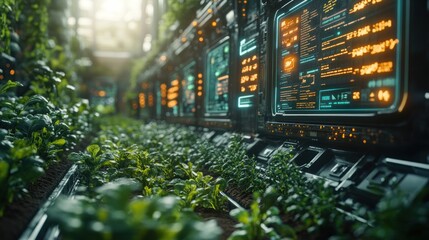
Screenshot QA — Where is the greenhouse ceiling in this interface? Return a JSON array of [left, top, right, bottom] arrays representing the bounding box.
[[68, 0, 162, 58]]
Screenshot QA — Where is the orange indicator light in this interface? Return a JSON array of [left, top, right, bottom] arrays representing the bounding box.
[[378, 90, 391, 102], [98, 90, 106, 97]]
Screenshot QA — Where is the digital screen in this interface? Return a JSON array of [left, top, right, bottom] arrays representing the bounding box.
[[206, 40, 230, 114], [167, 74, 179, 116], [239, 38, 259, 108], [273, 0, 403, 115], [181, 61, 196, 115]]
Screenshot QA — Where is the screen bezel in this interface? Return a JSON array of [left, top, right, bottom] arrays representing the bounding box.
[[270, 0, 409, 119]]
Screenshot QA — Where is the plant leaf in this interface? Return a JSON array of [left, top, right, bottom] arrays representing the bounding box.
[[0, 80, 22, 95], [87, 144, 100, 158], [51, 138, 66, 146], [0, 161, 10, 182]]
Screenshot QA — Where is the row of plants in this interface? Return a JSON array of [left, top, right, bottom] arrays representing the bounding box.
[[49, 117, 429, 239], [49, 117, 227, 239], [191, 132, 429, 239], [49, 178, 222, 240], [0, 0, 93, 220], [46, 118, 290, 239], [0, 80, 93, 216], [189, 134, 344, 238]]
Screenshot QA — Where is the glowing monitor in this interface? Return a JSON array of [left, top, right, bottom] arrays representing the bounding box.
[[181, 61, 196, 115], [205, 39, 230, 114], [273, 0, 404, 116]]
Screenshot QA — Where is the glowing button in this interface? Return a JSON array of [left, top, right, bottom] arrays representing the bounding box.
[[378, 90, 391, 102], [98, 90, 106, 97], [282, 56, 296, 72]]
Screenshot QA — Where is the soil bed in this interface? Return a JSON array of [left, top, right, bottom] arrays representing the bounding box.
[[198, 167, 253, 208], [223, 184, 253, 209], [0, 160, 72, 240], [0, 133, 95, 240], [197, 208, 237, 240]]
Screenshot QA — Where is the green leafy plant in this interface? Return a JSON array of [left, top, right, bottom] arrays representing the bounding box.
[[82, 119, 229, 212], [48, 178, 222, 240], [0, 0, 19, 54], [0, 130, 45, 216], [191, 135, 265, 195], [171, 169, 227, 211], [0, 0, 93, 217], [229, 187, 296, 240], [266, 150, 340, 236], [0, 81, 45, 216], [353, 190, 429, 239], [68, 144, 115, 190]]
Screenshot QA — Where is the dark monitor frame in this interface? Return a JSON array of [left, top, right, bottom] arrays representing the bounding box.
[[261, 0, 429, 152], [203, 36, 231, 118], [266, 0, 411, 127]]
